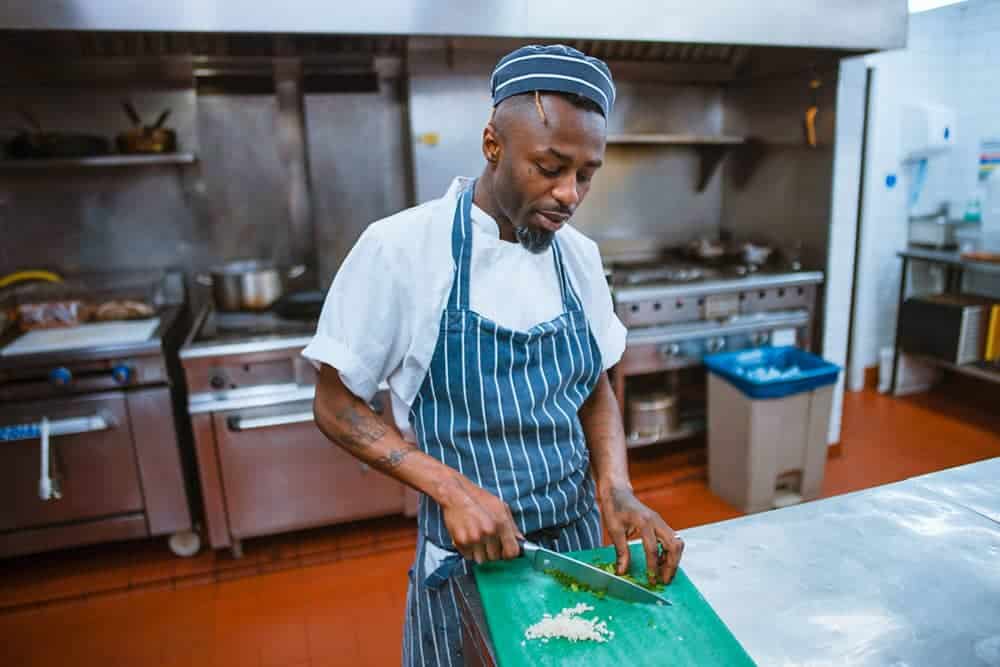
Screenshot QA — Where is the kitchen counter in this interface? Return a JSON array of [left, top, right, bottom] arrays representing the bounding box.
[[898, 246, 1000, 274], [456, 458, 1000, 666]]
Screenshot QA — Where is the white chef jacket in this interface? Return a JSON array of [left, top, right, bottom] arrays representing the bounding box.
[[302, 177, 627, 441]]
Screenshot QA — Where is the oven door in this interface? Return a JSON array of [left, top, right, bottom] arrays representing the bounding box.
[[212, 400, 406, 539], [0, 393, 143, 532]]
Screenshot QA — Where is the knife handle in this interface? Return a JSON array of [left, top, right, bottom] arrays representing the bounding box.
[[519, 539, 541, 558]]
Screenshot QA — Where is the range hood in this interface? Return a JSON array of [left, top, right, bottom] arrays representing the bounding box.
[[2, 0, 906, 52]]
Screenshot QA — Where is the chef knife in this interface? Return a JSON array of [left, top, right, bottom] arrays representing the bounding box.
[[521, 540, 671, 606]]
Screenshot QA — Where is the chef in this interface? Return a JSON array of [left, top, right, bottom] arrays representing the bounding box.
[[304, 44, 684, 666]]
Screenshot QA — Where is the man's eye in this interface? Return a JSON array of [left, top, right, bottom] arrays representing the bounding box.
[[536, 163, 560, 177]]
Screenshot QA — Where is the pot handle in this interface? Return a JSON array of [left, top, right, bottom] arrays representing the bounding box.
[[195, 273, 213, 287], [286, 265, 307, 280]]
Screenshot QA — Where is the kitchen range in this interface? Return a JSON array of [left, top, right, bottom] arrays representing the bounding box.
[[0, 271, 198, 558], [605, 247, 823, 447], [179, 304, 412, 558]]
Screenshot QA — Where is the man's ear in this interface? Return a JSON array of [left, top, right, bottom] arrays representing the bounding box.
[[483, 123, 502, 165]]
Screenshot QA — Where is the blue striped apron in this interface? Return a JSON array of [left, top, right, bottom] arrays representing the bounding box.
[[402, 181, 604, 666]]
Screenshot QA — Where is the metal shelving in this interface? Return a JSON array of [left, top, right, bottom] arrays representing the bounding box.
[[0, 153, 197, 169]]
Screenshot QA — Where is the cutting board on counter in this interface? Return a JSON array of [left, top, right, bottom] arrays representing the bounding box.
[[473, 542, 755, 667], [1, 318, 160, 356]]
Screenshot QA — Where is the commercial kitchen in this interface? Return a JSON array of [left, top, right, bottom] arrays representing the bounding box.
[[1, 2, 999, 666]]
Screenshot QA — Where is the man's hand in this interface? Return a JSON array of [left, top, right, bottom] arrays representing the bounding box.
[[598, 486, 684, 585], [438, 475, 523, 564]]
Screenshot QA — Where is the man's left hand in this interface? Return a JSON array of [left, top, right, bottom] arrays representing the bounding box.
[[597, 486, 684, 586]]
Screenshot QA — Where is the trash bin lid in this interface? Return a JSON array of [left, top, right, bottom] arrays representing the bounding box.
[[704, 346, 841, 399]]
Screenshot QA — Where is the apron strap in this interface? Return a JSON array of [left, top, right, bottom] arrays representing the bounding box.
[[551, 240, 584, 313], [447, 179, 584, 315], [448, 181, 475, 311]]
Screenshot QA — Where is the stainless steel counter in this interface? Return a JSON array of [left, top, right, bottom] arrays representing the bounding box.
[[681, 458, 1000, 667], [613, 270, 825, 304], [456, 459, 1000, 666]]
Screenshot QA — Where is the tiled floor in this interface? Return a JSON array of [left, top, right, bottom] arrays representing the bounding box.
[[1, 385, 998, 666]]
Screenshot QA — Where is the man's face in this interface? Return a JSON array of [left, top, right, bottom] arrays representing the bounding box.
[[487, 94, 606, 253]]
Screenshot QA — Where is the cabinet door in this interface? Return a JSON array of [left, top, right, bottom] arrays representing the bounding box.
[[213, 400, 405, 539], [0, 394, 143, 532]]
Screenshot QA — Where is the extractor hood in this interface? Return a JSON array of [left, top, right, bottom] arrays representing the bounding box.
[[1, 1, 907, 52]]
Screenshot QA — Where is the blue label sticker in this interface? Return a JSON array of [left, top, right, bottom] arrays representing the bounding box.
[[944, 127, 951, 140], [886, 173, 897, 188]]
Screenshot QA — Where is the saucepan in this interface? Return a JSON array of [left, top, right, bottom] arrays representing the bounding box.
[[197, 260, 306, 312]]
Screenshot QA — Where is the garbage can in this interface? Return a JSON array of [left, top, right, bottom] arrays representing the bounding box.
[[703, 346, 841, 513]]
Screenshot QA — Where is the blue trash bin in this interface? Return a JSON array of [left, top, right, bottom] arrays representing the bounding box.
[[702, 346, 842, 513]]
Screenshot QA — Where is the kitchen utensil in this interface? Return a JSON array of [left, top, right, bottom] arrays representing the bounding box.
[[271, 289, 325, 320], [152, 109, 171, 129], [121, 100, 142, 127], [473, 542, 755, 667], [687, 238, 726, 263], [521, 540, 669, 605], [198, 260, 306, 312], [628, 392, 679, 442], [116, 105, 177, 154], [803, 69, 821, 148], [740, 241, 773, 266], [0, 270, 62, 290], [5, 110, 110, 159]]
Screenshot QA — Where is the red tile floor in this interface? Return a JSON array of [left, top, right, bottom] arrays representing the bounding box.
[[2, 382, 998, 666]]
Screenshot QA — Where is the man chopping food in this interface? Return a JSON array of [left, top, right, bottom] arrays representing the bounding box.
[[304, 44, 684, 666]]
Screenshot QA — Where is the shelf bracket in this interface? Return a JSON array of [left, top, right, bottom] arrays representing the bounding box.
[[694, 145, 731, 192]]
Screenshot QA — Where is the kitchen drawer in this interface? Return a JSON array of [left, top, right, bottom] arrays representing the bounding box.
[[0, 393, 143, 532], [212, 400, 406, 539]]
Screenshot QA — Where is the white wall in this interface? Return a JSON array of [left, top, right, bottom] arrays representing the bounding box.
[[848, 0, 1000, 391]]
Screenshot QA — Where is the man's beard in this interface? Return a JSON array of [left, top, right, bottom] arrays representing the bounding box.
[[515, 224, 555, 254]]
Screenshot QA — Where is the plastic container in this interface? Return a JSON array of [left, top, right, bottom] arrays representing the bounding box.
[[702, 346, 841, 399], [703, 346, 842, 513]]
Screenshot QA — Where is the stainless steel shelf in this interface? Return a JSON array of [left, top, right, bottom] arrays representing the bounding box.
[[606, 133, 746, 145], [626, 419, 705, 448], [909, 354, 1000, 385], [0, 153, 197, 169], [898, 247, 1000, 275]]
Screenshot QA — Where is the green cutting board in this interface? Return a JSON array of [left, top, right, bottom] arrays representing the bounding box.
[[473, 543, 755, 667]]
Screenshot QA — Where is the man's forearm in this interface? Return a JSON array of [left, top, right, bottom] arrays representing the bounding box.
[[313, 365, 470, 508], [579, 372, 632, 497]]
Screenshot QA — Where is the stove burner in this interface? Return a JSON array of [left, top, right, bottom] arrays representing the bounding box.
[[621, 266, 704, 286], [195, 310, 317, 344]]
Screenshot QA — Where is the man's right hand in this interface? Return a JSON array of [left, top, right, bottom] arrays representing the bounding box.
[[438, 476, 522, 564]]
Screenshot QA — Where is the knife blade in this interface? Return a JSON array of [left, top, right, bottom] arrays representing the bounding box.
[[522, 541, 670, 605]]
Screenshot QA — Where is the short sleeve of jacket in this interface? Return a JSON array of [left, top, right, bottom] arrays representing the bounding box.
[[570, 237, 627, 371], [301, 227, 409, 402]]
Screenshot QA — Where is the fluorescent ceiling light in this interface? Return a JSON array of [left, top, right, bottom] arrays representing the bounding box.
[[909, 0, 966, 13]]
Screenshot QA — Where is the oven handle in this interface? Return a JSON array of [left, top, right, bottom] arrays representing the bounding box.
[[0, 414, 113, 443], [228, 410, 315, 432]]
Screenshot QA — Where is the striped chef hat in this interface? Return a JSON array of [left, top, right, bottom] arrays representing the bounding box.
[[490, 44, 616, 118]]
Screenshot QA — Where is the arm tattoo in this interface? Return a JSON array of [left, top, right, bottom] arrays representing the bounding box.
[[373, 446, 417, 471], [333, 405, 387, 450], [611, 487, 632, 513]]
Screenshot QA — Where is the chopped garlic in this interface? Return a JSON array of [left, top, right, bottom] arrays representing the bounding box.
[[524, 603, 613, 643]]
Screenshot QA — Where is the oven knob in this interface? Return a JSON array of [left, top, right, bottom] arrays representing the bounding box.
[[706, 338, 726, 354], [751, 332, 770, 347], [112, 364, 134, 385], [209, 374, 227, 390], [49, 367, 73, 387], [659, 343, 681, 359]]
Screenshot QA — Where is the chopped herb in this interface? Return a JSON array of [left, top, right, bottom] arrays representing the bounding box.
[[592, 561, 667, 592]]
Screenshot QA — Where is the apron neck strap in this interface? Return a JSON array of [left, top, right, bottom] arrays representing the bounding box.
[[447, 179, 579, 313]]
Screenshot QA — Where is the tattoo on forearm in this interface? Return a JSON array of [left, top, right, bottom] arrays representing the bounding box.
[[373, 446, 416, 471], [333, 405, 387, 450], [611, 487, 631, 513]]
